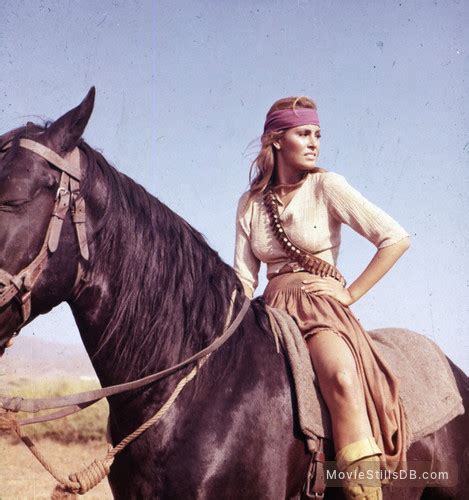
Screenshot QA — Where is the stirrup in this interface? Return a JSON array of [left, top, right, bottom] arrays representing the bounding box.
[[302, 438, 326, 499]]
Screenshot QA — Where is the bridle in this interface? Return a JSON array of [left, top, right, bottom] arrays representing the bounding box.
[[0, 134, 253, 495], [0, 138, 89, 347], [0, 135, 254, 412]]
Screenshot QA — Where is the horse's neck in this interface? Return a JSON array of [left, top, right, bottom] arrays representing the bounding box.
[[69, 281, 123, 386], [67, 152, 237, 408]]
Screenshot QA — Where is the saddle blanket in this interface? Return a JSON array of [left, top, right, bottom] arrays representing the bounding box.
[[266, 306, 465, 445]]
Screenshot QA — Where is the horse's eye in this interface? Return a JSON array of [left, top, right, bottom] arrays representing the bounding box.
[[0, 199, 29, 211], [7, 199, 29, 206]]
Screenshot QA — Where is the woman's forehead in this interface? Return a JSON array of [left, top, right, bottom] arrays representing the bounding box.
[[288, 124, 321, 132]]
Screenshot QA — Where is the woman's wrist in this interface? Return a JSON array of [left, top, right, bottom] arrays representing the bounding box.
[[345, 287, 359, 306]]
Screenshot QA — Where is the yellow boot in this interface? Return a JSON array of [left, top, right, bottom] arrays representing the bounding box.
[[335, 437, 383, 500]]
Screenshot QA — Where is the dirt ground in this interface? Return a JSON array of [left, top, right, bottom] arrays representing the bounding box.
[[0, 437, 113, 499]]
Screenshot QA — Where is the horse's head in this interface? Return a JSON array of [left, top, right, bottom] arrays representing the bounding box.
[[0, 87, 95, 354]]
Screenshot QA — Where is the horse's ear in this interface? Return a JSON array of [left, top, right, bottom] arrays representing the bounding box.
[[44, 87, 96, 153]]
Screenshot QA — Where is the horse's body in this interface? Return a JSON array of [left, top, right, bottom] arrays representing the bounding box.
[[0, 89, 467, 499]]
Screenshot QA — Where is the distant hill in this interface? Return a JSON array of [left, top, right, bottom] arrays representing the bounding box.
[[0, 336, 98, 383]]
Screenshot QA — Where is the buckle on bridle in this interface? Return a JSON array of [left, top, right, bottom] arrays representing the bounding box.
[[56, 186, 69, 200]]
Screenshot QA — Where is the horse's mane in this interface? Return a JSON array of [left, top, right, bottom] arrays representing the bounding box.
[[77, 141, 249, 381], [4, 122, 258, 383]]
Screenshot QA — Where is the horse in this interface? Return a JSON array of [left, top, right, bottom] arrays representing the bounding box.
[[0, 88, 467, 499]]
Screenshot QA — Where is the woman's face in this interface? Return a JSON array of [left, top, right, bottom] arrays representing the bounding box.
[[275, 124, 321, 177]]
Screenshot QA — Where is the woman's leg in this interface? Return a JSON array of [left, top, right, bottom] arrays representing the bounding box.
[[307, 330, 382, 499], [307, 329, 371, 450]]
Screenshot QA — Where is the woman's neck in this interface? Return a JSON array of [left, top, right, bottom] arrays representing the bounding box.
[[270, 175, 309, 208], [275, 167, 306, 186], [275, 152, 311, 185], [272, 169, 308, 196]]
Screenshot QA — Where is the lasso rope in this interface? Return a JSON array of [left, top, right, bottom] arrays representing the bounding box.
[[1, 360, 206, 497], [1, 291, 237, 498]]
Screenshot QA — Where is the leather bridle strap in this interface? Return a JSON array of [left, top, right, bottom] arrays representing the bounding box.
[[0, 139, 89, 335], [16, 139, 88, 259], [0, 233, 50, 323], [69, 176, 89, 260], [18, 138, 82, 180], [0, 296, 251, 415]]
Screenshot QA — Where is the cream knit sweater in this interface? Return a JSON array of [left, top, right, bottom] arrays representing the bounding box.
[[234, 172, 409, 295]]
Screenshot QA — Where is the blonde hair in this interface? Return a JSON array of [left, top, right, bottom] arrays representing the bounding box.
[[249, 96, 324, 195]]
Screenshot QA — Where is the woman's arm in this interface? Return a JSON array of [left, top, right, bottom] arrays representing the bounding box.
[[303, 173, 412, 305], [302, 237, 411, 305], [347, 236, 410, 304], [233, 193, 260, 299], [242, 285, 254, 299]]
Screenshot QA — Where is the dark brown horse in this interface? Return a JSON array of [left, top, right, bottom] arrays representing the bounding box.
[[0, 89, 467, 499]]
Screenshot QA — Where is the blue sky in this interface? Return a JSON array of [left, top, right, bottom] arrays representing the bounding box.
[[0, 0, 467, 371]]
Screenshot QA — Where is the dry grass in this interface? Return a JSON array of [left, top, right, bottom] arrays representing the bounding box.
[[0, 437, 113, 498], [1, 377, 112, 497]]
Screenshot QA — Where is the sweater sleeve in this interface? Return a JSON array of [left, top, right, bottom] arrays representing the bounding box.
[[322, 173, 410, 248], [233, 192, 261, 295]]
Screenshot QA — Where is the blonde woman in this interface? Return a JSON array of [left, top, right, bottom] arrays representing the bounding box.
[[234, 97, 410, 499]]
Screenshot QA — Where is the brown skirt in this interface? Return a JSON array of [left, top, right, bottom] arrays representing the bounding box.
[[264, 271, 408, 473]]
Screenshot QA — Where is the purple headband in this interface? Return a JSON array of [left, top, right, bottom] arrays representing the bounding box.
[[263, 108, 320, 134]]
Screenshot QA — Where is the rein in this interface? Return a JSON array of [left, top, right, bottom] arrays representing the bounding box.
[[0, 136, 253, 495], [0, 295, 251, 422], [0, 137, 252, 421], [1, 290, 250, 496]]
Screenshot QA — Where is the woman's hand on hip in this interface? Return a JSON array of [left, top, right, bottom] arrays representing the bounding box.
[[301, 276, 354, 306]]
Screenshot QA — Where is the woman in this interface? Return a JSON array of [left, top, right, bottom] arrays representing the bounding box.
[[234, 96, 410, 499]]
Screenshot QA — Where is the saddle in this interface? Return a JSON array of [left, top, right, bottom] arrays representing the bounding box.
[[265, 306, 465, 498]]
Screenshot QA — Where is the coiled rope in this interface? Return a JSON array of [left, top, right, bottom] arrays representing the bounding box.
[[1, 291, 237, 498], [1, 360, 205, 497]]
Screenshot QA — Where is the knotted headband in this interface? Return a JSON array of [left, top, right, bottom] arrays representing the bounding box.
[[263, 108, 320, 134]]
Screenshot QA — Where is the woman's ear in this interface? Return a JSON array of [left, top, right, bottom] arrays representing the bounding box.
[[273, 142, 280, 150]]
